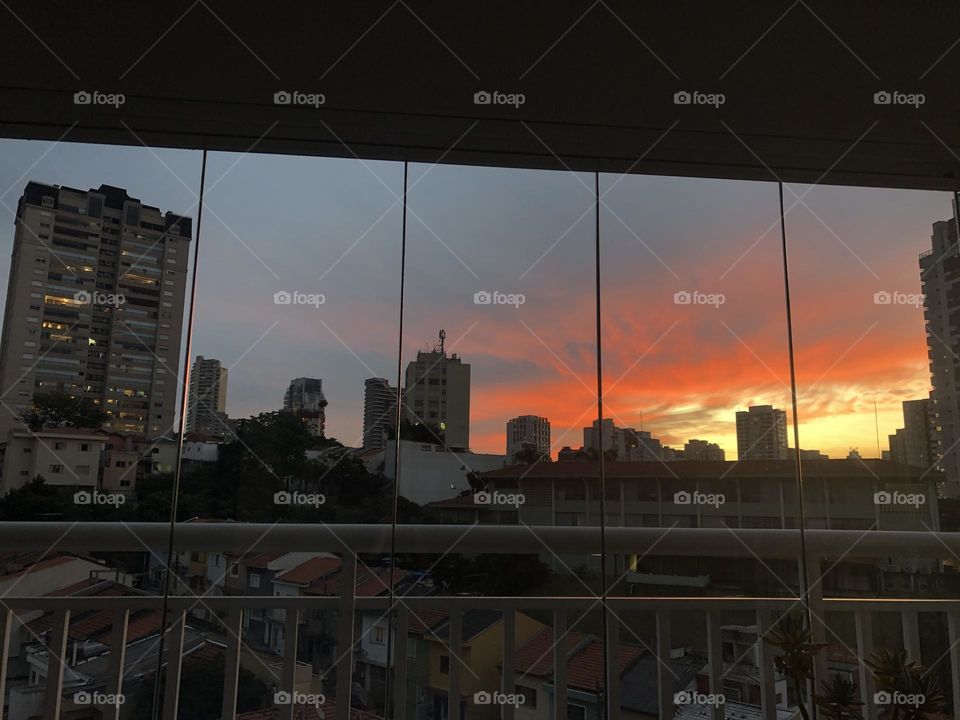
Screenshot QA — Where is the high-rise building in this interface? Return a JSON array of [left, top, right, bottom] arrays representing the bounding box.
[[921, 203, 960, 495], [735, 405, 788, 461], [186, 356, 228, 436], [363, 377, 398, 450], [888, 400, 936, 469], [0, 182, 191, 438], [506, 415, 551, 460], [403, 330, 471, 449], [583, 419, 663, 461], [283, 377, 328, 437], [683, 439, 725, 461]]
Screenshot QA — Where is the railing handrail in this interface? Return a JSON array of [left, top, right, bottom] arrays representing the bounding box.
[[4, 595, 960, 612], [0, 522, 956, 560]]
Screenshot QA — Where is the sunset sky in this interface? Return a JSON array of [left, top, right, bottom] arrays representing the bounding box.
[[0, 140, 950, 459]]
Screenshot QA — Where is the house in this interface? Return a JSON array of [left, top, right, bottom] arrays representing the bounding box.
[[513, 628, 644, 720], [425, 610, 545, 720]]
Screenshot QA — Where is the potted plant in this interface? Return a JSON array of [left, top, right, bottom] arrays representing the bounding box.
[[814, 673, 864, 720], [765, 612, 829, 720], [866, 648, 945, 720]]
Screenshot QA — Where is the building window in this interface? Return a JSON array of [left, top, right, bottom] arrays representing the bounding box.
[[440, 656, 450, 674], [49, 464, 63, 473], [372, 625, 386, 644], [567, 705, 586, 720], [22, 447, 31, 453], [517, 686, 537, 708], [249, 573, 260, 589], [54, 441, 65, 450], [80, 443, 90, 451]]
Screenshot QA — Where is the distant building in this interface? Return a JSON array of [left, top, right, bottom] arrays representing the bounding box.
[[683, 439, 725, 461], [736, 405, 788, 460], [921, 202, 960, 495], [0, 427, 141, 496], [403, 330, 471, 449], [789, 448, 829, 461], [186, 356, 228, 436], [0, 182, 191, 439], [583, 419, 663, 461], [506, 415, 551, 460], [363, 377, 398, 450], [283, 377, 328, 437], [888, 398, 936, 469]]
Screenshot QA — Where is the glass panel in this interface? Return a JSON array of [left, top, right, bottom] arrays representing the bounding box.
[[396, 162, 600, 719], [787, 183, 957, 712], [0, 137, 201, 716]]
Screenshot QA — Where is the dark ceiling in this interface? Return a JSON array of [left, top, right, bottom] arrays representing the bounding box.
[[2, 2, 959, 190]]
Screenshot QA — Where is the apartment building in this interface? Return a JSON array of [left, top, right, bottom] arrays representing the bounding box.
[[186, 355, 228, 436], [403, 331, 471, 449], [0, 182, 191, 439], [506, 415, 551, 460]]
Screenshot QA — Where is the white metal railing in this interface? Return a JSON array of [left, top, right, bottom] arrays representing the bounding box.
[[0, 523, 958, 720]]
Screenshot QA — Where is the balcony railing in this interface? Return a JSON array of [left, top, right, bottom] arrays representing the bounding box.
[[2, 523, 959, 720]]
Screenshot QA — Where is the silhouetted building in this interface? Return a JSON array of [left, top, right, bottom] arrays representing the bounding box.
[[736, 405, 788, 461], [363, 377, 398, 450], [888, 398, 935, 469], [584, 419, 664, 461], [186, 356, 228, 436], [0, 182, 191, 438], [403, 330, 470, 449], [920, 207, 960, 496], [283, 377, 327, 437], [506, 415, 551, 460], [683, 439, 725, 461]]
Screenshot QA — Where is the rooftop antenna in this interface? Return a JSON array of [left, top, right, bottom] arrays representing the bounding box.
[[437, 328, 446, 355]]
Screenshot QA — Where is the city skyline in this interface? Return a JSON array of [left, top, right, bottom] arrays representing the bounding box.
[[0, 139, 950, 460]]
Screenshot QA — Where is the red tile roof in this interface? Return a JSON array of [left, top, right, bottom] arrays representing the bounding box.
[[407, 609, 449, 635], [275, 557, 341, 586], [514, 628, 642, 691], [246, 552, 285, 569]]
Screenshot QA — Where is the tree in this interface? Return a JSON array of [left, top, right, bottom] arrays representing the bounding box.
[[23, 391, 107, 430], [511, 443, 548, 465]]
